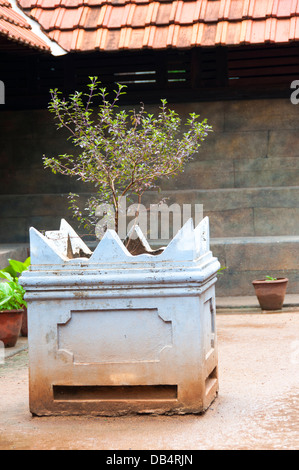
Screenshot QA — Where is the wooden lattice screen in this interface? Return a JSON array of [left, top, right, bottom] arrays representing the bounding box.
[[0, 43, 298, 108]]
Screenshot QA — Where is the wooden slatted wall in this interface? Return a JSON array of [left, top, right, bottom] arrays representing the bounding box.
[[0, 43, 297, 109]]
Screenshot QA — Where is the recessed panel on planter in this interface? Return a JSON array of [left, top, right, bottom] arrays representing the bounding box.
[[58, 309, 173, 364]]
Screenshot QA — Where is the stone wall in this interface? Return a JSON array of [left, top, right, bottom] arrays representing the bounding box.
[[0, 97, 298, 294], [170, 99, 299, 191]]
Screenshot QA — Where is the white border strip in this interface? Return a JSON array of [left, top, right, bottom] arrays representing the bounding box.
[[11, 0, 67, 56]]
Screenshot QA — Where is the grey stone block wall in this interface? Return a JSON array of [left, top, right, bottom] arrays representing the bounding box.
[[0, 245, 28, 269], [142, 186, 299, 238], [162, 98, 299, 191], [212, 237, 299, 296]]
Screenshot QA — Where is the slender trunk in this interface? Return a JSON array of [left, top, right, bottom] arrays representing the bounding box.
[[115, 209, 119, 234], [124, 193, 143, 248]]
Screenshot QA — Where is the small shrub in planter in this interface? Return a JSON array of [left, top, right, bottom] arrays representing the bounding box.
[[43, 77, 212, 242], [252, 276, 288, 311], [1, 258, 30, 336], [0, 271, 27, 347]]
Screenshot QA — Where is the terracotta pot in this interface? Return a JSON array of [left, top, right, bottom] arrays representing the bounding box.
[[252, 278, 288, 311], [0, 309, 23, 347], [21, 306, 28, 337]]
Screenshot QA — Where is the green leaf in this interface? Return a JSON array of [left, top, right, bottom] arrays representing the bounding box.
[[23, 257, 31, 269], [9, 259, 26, 274], [0, 265, 16, 277], [0, 274, 25, 310], [0, 296, 13, 309], [0, 284, 13, 298], [217, 266, 228, 276], [0, 271, 14, 282], [7, 258, 30, 275]]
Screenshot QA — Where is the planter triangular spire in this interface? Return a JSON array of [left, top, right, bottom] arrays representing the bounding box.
[[90, 229, 130, 262], [159, 218, 196, 261], [29, 227, 68, 265]]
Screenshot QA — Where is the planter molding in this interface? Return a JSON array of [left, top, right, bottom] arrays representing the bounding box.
[[20, 217, 220, 416]]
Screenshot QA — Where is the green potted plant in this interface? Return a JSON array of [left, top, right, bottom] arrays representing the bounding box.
[[43, 77, 212, 242], [1, 258, 30, 336], [0, 271, 27, 347], [252, 275, 288, 311]]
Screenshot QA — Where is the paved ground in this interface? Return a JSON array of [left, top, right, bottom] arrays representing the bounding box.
[[0, 311, 298, 450]]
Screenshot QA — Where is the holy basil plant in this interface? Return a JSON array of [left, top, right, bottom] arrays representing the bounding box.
[[43, 77, 212, 236], [0, 271, 27, 311]]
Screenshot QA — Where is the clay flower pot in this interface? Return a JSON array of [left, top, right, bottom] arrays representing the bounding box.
[[0, 309, 23, 347], [252, 278, 288, 311]]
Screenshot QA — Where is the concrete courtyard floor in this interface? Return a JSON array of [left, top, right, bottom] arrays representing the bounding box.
[[0, 310, 298, 450]]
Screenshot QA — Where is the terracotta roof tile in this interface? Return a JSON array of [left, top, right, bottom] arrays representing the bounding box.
[[17, 0, 299, 51], [0, 0, 50, 50], [156, 2, 171, 25], [227, 0, 245, 20]]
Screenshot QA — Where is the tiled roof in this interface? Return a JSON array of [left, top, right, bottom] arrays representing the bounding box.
[[17, 0, 299, 52], [0, 0, 50, 50]]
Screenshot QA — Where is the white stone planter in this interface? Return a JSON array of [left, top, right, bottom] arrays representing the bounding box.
[[20, 217, 220, 416]]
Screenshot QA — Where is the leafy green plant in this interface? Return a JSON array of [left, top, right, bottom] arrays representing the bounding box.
[[1, 257, 31, 278], [0, 271, 27, 311], [217, 266, 227, 275], [44, 77, 212, 236], [265, 275, 277, 281]]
